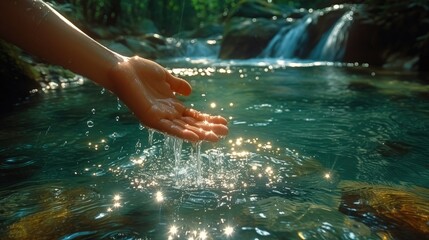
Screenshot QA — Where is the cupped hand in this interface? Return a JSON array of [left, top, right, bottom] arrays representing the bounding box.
[[108, 56, 228, 142]]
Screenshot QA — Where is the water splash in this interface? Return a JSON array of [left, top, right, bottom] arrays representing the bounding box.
[[171, 137, 184, 183], [193, 141, 203, 186]]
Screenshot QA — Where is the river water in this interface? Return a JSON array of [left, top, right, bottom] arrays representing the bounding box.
[[1, 58, 428, 239]]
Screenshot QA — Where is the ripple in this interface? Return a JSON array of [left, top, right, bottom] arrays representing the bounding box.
[[0, 154, 41, 186]]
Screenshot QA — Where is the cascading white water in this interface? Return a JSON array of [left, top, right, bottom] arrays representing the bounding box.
[[261, 16, 314, 59], [261, 5, 354, 62], [309, 10, 354, 61]]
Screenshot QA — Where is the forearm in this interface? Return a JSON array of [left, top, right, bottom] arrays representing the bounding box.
[[0, 0, 124, 90]]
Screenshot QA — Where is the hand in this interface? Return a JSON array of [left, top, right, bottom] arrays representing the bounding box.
[[108, 56, 228, 142]]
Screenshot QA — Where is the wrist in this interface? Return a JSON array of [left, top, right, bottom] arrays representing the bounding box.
[[87, 44, 128, 91]]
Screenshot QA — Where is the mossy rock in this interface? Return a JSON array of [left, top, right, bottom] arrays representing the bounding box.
[[219, 17, 283, 59], [0, 40, 41, 113]]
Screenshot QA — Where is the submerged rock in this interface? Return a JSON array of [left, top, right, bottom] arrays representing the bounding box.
[[3, 187, 97, 240], [338, 180, 429, 239], [2, 186, 124, 240], [376, 140, 412, 157], [0, 154, 41, 187], [347, 78, 429, 98], [239, 196, 375, 239], [347, 81, 378, 92]]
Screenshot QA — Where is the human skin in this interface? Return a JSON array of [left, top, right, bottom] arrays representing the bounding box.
[[0, 0, 228, 142]]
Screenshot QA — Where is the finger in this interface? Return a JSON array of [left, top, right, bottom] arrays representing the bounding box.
[[172, 119, 219, 142], [184, 109, 228, 125], [181, 117, 229, 136], [166, 74, 192, 96], [158, 119, 199, 142], [172, 101, 186, 115]]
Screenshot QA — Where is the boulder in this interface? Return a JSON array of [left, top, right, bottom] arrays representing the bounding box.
[[219, 17, 283, 59], [121, 37, 157, 59], [174, 23, 224, 39], [343, 3, 429, 71], [142, 33, 167, 47], [0, 41, 40, 113]]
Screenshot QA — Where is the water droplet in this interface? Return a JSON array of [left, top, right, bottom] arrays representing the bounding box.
[[85, 131, 90, 136], [115, 116, 120, 122], [100, 88, 106, 94], [139, 124, 144, 130], [135, 139, 141, 152], [104, 145, 110, 150], [117, 98, 122, 110], [87, 120, 94, 128], [91, 108, 96, 114]]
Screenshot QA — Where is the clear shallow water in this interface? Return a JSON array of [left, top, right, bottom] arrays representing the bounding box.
[[1, 58, 429, 239]]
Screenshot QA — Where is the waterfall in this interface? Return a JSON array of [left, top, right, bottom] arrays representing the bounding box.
[[261, 5, 354, 62], [261, 16, 314, 58], [309, 10, 354, 61]]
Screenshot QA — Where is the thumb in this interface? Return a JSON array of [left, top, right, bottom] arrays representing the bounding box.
[[166, 74, 192, 96]]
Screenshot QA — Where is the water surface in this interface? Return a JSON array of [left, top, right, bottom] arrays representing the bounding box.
[[1, 58, 428, 239]]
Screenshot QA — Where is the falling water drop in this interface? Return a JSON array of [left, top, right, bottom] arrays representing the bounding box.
[[87, 120, 94, 128], [194, 141, 202, 186], [148, 129, 155, 145], [173, 137, 183, 181], [91, 108, 96, 114], [115, 116, 120, 122], [100, 88, 106, 94]]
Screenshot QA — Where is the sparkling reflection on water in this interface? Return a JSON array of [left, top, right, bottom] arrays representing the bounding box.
[[1, 58, 429, 239]]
